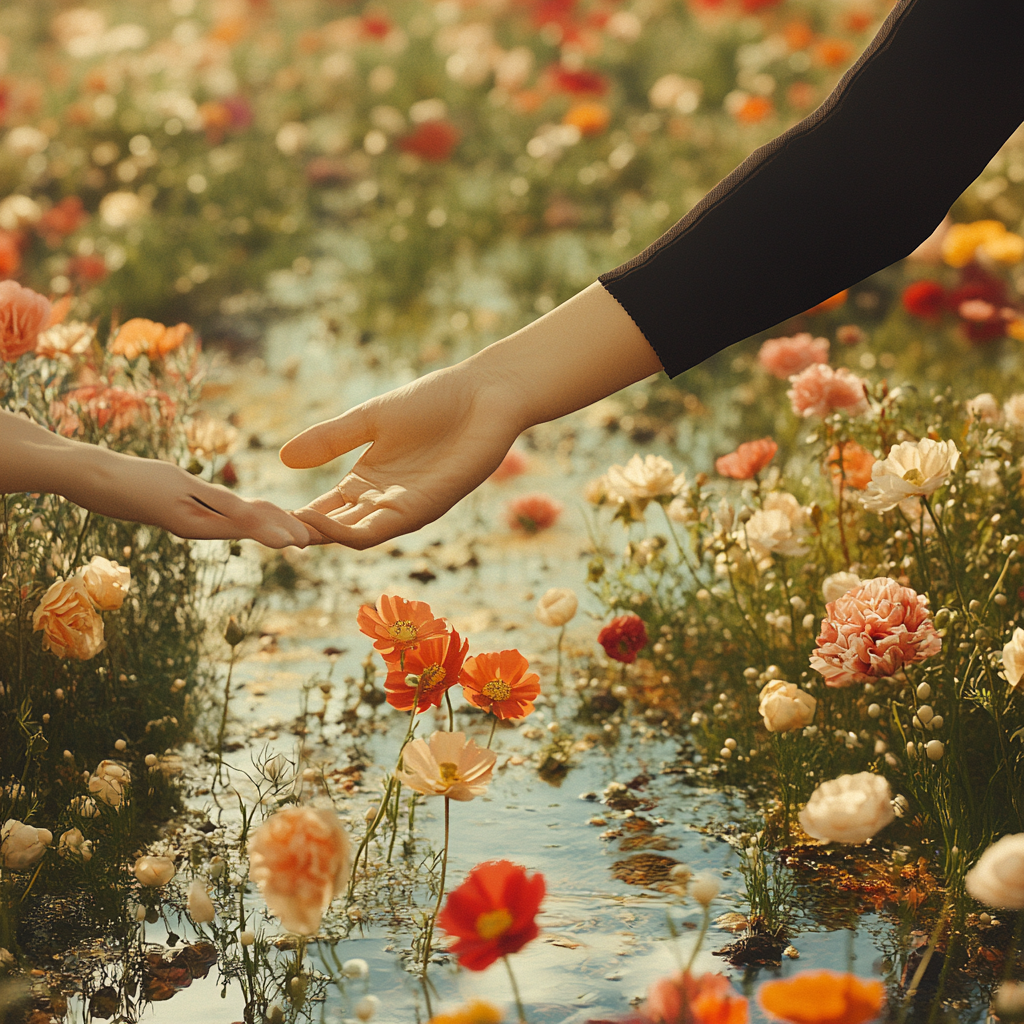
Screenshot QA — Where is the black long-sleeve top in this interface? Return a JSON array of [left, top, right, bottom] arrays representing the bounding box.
[[598, 0, 1024, 379]]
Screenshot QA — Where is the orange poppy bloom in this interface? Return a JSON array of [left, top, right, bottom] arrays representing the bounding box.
[[827, 441, 876, 491], [783, 20, 814, 50], [383, 630, 469, 712], [733, 95, 774, 124], [564, 102, 611, 136], [814, 38, 855, 68], [460, 650, 540, 720], [757, 971, 885, 1024], [645, 969, 749, 1024], [109, 318, 191, 360], [715, 437, 778, 480], [357, 594, 449, 655]]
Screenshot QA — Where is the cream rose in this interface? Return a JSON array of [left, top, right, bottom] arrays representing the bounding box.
[[861, 439, 960, 514], [133, 855, 176, 887], [88, 760, 130, 807], [758, 680, 816, 733], [798, 772, 894, 845], [187, 879, 216, 923], [966, 834, 1024, 910], [79, 556, 131, 611], [739, 492, 808, 560], [32, 576, 105, 660], [0, 820, 53, 870], [822, 571, 861, 605], [1003, 629, 1024, 693], [58, 827, 93, 862], [535, 588, 578, 627]]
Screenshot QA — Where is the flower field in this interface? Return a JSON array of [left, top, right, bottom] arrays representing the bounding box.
[[3, 0, 1024, 1022]]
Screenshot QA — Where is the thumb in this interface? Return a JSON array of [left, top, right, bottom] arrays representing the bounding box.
[[279, 406, 373, 468]]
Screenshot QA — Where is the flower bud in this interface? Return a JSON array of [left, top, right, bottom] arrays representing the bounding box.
[[689, 873, 720, 906]]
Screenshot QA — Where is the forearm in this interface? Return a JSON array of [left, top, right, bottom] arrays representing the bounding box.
[[468, 282, 664, 430], [0, 410, 88, 497]]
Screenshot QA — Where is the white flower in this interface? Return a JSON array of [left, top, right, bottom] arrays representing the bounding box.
[[1004, 394, 1024, 428], [605, 454, 683, 511], [355, 995, 381, 1021], [99, 191, 148, 229], [133, 855, 176, 887], [966, 834, 1024, 909], [88, 760, 130, 807], [69, 795, 100, 818], [993, 980, 1024, 1017], [187, 880, 216, 923], [822, 571, 861, 605], [185, 411, 240, 458], [689, 873, 720, 906], [861, 439, 959, 513], [342, 958, 369, 979], [739, 492, 808, 560], [535, 588, 578, 627], [798, 773, 894, 844], [966, 458, 1002, 490], [1, 820, 53, 869], [1003, 629, 1024, 693], [58, 827, 93, 862], [965, 392, 1001, 424], [758, 680, 816, 733], [240, 930, 256, 946], [666, 496, 697, 524]]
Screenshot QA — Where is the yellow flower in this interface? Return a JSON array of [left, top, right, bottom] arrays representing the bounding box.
[[942, 219, 1021, 268], [428, 1000, 504, 1024]]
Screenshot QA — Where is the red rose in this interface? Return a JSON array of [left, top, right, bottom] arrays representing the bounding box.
[[549, 64, 608, 96], [598, 614, 649, 664], [901, 280, 945, 320], [437, 860, 545, 971]]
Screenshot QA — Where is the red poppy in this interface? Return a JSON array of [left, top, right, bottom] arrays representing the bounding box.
[[741, 0, 782, 11], [489, 449, 529, 483], [436, 860, 545, 970], [383, 629, 468, 712], [38, 196, 88, 241], [399, 121, 461, 162], [548, 64, 608, 96], [714, 437, 778, 480], [361, 14, 392, 39], [901, 280, 945, 319], [507, 493, 562, 533], [948, 269, 1008, 343], [598, 614, 648, 664]]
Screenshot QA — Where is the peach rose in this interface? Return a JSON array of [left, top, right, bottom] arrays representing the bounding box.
[[32, 577, 105, 660], [758, 333, 829, 379], [79, 556, 131, 611], [787, 364, 868, 419], [248, 806, 352, 935], [0, 280, 52, 362]]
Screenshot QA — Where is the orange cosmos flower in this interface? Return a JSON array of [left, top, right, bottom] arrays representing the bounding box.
[[383, 630, 469, 712], [460, 650, 540, 720], [645, 970, 749, 1024], [757, 971, 885, 1024], [827, 441, 875, 491], [109, 318, 191, 360], [357, 594, 449, 655]]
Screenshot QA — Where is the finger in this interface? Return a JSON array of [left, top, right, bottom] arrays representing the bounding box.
[[293, 507, 409, 550], [187, 490, 310, 549], [304, 479, 368, 515], [280, 406, 373, 469]]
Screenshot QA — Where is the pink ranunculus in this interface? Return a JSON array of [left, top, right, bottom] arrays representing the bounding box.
[[0, 280, 52, 362], [787, 363, 869, 419], [757, 333, 829, 379], [810, 576, 941, 687]]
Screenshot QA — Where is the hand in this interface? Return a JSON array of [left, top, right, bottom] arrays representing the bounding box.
[[280, 363, 522, 549]]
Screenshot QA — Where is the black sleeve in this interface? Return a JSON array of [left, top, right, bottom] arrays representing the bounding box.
[[598, 0, 1024, 379]]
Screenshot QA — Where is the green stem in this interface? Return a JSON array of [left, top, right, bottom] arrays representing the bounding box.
[[899, 897, 950, 1018], [554, 625, 565, 688], [685, 905, 710, 973], [503, 955, 528, 1023], [69, 509, 92, 569], [421, 797, 450, 976], [213, 648, 238, 789], [486, 716, 498, 749], [445, 689, 454, 732]]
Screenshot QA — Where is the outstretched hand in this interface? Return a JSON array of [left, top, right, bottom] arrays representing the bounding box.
[[280, 363, 522, 549]]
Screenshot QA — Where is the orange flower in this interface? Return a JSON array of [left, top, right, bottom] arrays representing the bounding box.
[[645, 970, 749, 1024], [733, 95, 773, 124], [109, 318, 191, 360], [399, 121, 461, 162], [0, 280, 52, 362], [804, 289, 849, 315], [32, 577, 105, 661], [564, 102, 611, 136], [715, 438, 778, 480], [783, 20, 814, 50], [507, 493, 563, 533], [827, 441, 875, 490], [460, 650, 540, 720], [757, 971, 885, 1024], [384, 630, 469, 712], [428, 1001, 503, 1024], [814, 38, 854, 68], [357, 594, 449, 655]]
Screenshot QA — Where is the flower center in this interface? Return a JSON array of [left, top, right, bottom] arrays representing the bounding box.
[[388, 620, 418, 643], [482, 679, 511, 702], [420, 664, 446, 690], [475, 908, 513, 940], [901, 467, 925, 485], [438, 761, 460, 784]]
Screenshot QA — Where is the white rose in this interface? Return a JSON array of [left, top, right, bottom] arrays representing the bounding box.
[[861, 439, 960, 513], [535, 588, 578, 627], [798, 773, 894, 845], [605, 454, 680, 510], [758, 680, 816, 733], [187, 879, 216, 923], [1004, 629, 1024, 693], [966, 834, 1024, 909], [0, 820, 53, 869], [689, 873, 720, 906], [133, 855, 176, 887], [58, 827, 93, 862], [88, 759, 130, 807], [1004, 394, 1024, 428], [965, 392, 1001, 424], [822, 571, 861, 605], [739, 492, 808, 560]]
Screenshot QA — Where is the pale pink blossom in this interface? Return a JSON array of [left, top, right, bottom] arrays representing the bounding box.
[[810, 577, 941, 687], [395, 731, 496, 801], [0, 281, 52, 362], [758, 333, 829, 379], [965, 393, 1001, 424], [787, 364, 868, 419]]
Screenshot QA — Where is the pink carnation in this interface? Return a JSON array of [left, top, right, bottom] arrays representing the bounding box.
[[758, 333, 829, 379], [0, 280, 52, 362], [787, 363, 868, 419], [810, 576, 941, 687]]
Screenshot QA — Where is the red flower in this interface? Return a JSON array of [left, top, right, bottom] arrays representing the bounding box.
[[489, 449, 529, 483], [38, 196, 88, 242], [548, 64, 608, 96], [460, 649, 541, 720], [598, 614, 648, 664], [741, 0, 782, 11], [0, 230, 22, 276], [948, 269, 1008, 343], [361, 14, 392, 39], [901, 280, 945, 320], [437, 860, 545, 970], [507, 493, 562, 533], [399, 121, 461, 162], [383, 629, 469, 712], [68, 253, 107, 283], [714, 437, 778, 480]]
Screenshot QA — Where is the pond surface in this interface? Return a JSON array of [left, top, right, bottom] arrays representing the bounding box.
[[60, 285, 931, 1022]]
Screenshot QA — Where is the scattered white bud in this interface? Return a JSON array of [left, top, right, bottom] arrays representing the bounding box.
[[724, 738, 737, 750], [145, 754, 157, 767], [916, 682, 931, 699], [926, 740, 944, 761], [690, 873, 720, 906], [240, 930, 256, 946], [342, 958, 370, 979], [719, 747, 732, 760], [868, 703, 881, 718], [355, 995, 381, 1021]]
